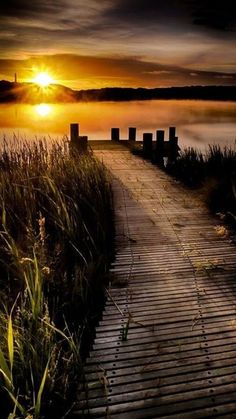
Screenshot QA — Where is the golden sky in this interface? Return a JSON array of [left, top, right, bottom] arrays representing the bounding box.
[[0, 0, 235, 89]]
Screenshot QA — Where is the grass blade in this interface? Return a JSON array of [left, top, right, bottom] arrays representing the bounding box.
[[0, 348, 11, 387], [0, 367, 12, 389], [35, 358, 50, 418], [4, 387, 26, 416], [7, 313, 14, 376]]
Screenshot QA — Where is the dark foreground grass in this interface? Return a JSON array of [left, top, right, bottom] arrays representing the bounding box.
[[166, 145, 236, 225], [0, 140, 114, 418]]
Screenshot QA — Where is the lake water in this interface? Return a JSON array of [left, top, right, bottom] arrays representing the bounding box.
[[0, 100, 235, 150]]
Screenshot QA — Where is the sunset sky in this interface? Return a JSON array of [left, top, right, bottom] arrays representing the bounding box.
[[0, 0, 235, 89]]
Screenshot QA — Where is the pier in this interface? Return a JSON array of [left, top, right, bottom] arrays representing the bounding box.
[[74, 136, 236, 418]]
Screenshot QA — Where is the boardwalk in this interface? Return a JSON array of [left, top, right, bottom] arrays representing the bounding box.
[[76, 148, 236, 418]]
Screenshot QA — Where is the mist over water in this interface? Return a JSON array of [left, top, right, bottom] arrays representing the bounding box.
[[0, 100, 235, 150]]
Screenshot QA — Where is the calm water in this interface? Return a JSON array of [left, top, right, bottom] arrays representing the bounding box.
[[0, 100, 235, 150]]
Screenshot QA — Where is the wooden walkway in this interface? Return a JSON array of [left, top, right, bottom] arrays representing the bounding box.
[[75, 148, 236, 418]]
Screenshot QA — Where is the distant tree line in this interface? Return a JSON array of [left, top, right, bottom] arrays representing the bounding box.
[[0, 80, 236, 103]]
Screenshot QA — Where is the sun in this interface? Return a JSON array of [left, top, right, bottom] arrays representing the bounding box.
[[34, 72, 54, 87]]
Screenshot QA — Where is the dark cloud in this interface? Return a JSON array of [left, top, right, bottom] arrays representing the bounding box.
[[0, 0, 64, 18], [2, 0, 235, 33], [191, 0, 236, 31], [105, 0, 236, 32], [0, 1, 117, 55], [105, 0, 186, 22]]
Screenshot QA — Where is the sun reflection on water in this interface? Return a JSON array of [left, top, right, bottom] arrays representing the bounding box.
[[35, 104, 52, 117]]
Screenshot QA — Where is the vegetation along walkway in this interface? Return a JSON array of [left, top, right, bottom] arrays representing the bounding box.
[[76, 147, 236, 418]]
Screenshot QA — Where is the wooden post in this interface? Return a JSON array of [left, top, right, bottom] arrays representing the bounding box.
[[70, 124, 88, 153], [128, 127, 136, 142], [169, 126, 176, 141], [78, 136, 88, 152], [111, 128, 120, 141], [143, 133, 153, 157], [70, 123, 79, 143], [168, 136, 179, 164], [167, 127, 178, 164], [155, 130, 165, 167]]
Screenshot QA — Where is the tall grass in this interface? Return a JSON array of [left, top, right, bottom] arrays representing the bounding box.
[[0, 139, 114, 417], [166, 145, 236, 224]]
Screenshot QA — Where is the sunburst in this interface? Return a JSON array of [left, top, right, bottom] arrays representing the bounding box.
[[34, 72, 54, 87]]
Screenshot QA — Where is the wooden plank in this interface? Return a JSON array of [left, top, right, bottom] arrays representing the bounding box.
[[88, 347, 236, 370], [95, 323, 236, 347], [82, 361, 236, 392], [80, 379, 236, 409], [76, 389, 236, 418], [93, 322, 236, 347], [91, 332, 236, 358], [81, 367, 236, 397], [84, 348, 236, 381]]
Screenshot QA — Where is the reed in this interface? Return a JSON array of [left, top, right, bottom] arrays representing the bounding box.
[[0, 139, 114, 417], [166, 145, 236, 225]]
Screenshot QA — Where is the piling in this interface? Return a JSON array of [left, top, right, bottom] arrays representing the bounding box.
[[128, 127, 136, 142], [78, 136, 88, 152], [169, 126, 176, 141], [166, 127, 179, 164], [70, 124, 88, 153], [155, 130, 165, 167], [168, 136, 179, 164], [143, 133, 153, 157], [70, 123, 79, 143], [111, 128, 120, 141]]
